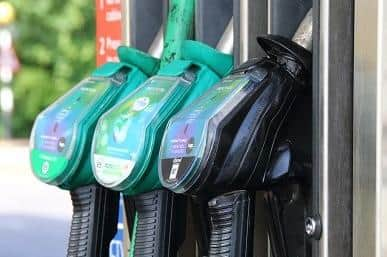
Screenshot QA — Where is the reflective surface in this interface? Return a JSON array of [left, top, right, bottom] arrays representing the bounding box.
[[234, 0, 268, 65], [215, 18, 234, 54], [315, 1, 354, 257], [353, 0, 387, 256], [120, 0, 164, 55]]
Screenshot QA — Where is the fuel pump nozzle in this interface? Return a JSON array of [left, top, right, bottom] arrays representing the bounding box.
[[159, 8, 313, 257], [216, 9, 313, 190], [91, 4, 235, 256], [208, 10, 313, 257], [29, 7, 163, 257]]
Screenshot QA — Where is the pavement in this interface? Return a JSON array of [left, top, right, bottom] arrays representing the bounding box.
[[0, 140, 72, 257]]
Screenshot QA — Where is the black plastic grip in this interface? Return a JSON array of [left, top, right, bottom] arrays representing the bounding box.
[[207, 190, 254, 257], [132, 189, 186, 257], [67, 185, 119, 257]]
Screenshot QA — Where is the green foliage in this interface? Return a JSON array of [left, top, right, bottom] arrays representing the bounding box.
[[9, 0, 95, 137]]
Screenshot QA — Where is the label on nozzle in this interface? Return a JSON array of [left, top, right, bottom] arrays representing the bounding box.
[[30, 77, 112, 182], [160, 74, 249, 184], [92, 76, 187, 187]]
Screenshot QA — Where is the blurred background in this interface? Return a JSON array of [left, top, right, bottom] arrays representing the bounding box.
[[0, 1, 95, 256]]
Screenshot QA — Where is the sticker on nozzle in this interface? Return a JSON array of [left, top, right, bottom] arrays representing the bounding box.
[[32, 78, 110, 156], [160, 74, 250, 183], [30, 78, 111, 180], [92, 76, 181, 185], [94, 154, 135, 185]]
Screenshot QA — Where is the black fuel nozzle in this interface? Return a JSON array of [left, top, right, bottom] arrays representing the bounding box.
[[67, 185, 119, 257], [211, 10, 312, 257], [159, 8, 313, 257], [159, 8, 312, 194], [211, 12, 312, 257], [213, 9, 312, 191], [207, 191, 254, 257]]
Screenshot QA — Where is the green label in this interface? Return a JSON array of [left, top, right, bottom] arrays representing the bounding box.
[[30, 77, 111, 182], [93, 76, 182, 186], [160, 74, 249, 182], [30, 149, 69, 183]]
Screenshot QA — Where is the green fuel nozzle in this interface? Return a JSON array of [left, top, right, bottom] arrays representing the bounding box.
[[159, 9, 312, 194], [89, 1, 228, 257], [91, 35, 234, 197], [91, 6, 233, 256], [28, 46, 159, 257], [28, 45, 159, 257], [28, 10, 163, 257], [30, 47, 159, 189]]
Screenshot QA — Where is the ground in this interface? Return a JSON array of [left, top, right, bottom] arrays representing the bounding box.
[[0, 140, 71, 257]]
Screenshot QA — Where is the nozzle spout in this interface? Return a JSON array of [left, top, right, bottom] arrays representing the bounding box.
[[148, 26, 164, 58], [216, 17, 234, 54], [292, 9, 313, 51]]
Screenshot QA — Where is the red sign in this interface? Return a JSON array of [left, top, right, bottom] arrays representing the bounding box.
[[96, 0, 122, 65]]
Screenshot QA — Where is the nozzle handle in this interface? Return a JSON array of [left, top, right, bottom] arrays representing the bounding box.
[[264, 191, 287, 257], [207, 191, 254, 257], [130, 189, 187, 257], [67, 185, 119, 257]]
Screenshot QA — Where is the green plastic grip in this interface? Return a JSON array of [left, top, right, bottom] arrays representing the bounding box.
[[181, 40, 234, 77], [117, 46, 160, 76], [160, 0, 195, 67]]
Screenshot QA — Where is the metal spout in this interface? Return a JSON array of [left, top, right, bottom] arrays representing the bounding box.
[[216, 17, 234, 54], [148, 26, 164, 58], [292, 9, 313, 51]]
